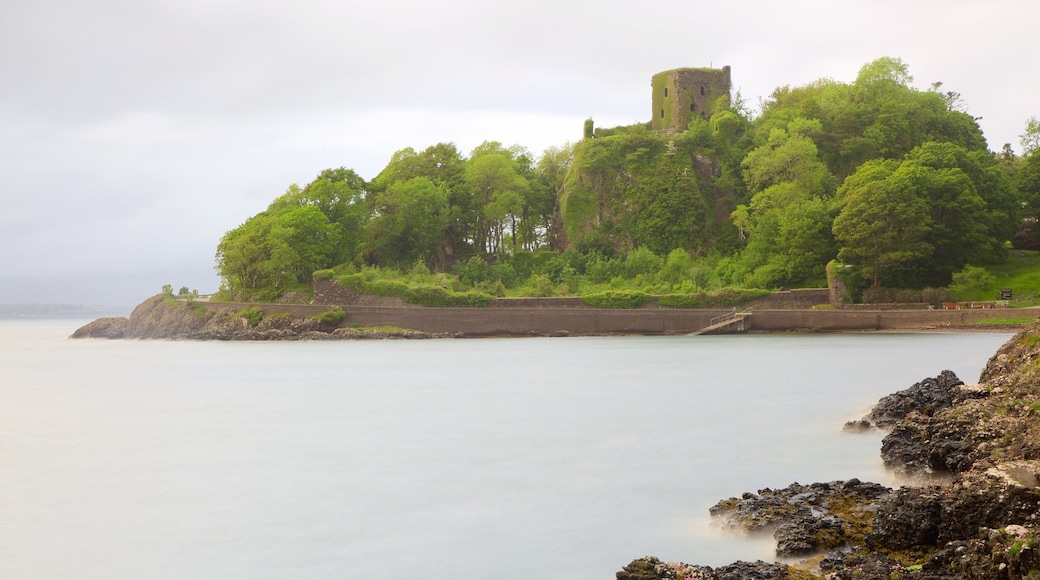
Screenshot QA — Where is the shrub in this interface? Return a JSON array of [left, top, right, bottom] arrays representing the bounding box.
[[336, 271, 491, 307], [489, 263, 518, 288], [474, 279, 507, 297], [625, 247, 664, 278], [580, 290, 652, 309], [408, 260, 431, 279], [337, 273, 366, 291], [312, 306, 346, 325], [658, 288, 771, 308], [449, 290, 494, 307], [237, 307, 264, 326], [313, 269, 334, 281], [454, 256, 493, 287], [921, 287, 952, 306], [658, 248, 693, 283], [367, 279, 410, 297], [403, 285, 453, 306], [587, 253, 626, 283], [455, 257, 517, 289], [506, 250, 557, 280], [526, 274, 554, 297], [398, 284, 492, 307], [186, 299, 208, 318], [948, 266, 997, 301]]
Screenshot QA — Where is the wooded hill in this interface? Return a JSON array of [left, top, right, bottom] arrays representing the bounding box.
[[214, 57, 1040, 300]]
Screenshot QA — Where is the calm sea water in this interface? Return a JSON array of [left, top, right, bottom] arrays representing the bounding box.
[[0, 320, 1014, 579]]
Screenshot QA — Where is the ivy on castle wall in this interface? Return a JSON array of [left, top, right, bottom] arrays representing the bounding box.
[[561, 126, 719, 256]]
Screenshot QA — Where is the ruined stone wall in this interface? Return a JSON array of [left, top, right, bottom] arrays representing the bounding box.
[[311, 278, 409, 307], [651, 66, 732, 133]]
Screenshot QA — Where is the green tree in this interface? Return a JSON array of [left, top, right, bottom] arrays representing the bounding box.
[[464, 147, 529, 253], [1014, 148, 1040, 247], [832, 160, 932, 289], [900, 142, 1014, 279], [369, 143, 470, 257], [275, 205, 340, 282], [267, 167, 368, 265], [364, 177, 451, 267], [1020, 116, 1040, 156], [727, 119, 837, 286], [216, 213, 277, 289], [752, 58, 986, 181]]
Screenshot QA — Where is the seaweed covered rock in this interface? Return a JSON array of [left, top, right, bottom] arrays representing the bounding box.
[[819, 553, 911, 580], [709, 479, 889, 557], [615, 557, 806, 580]]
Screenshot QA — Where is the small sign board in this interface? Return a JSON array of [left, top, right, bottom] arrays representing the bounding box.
[[1000, 288, 1012, 301]]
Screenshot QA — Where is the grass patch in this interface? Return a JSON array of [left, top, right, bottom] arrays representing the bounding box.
[[311, 306, 345, 325], [1020, 333, 1040, 348], [971, 317, 1035, 325], [186, 299, 208, 318], [973, 254, 1040, 306]]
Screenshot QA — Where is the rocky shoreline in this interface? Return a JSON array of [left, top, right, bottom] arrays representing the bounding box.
[[617, 324, 1040, 579], [72, 292, 1034, 341], [70, 294, 453, 340]]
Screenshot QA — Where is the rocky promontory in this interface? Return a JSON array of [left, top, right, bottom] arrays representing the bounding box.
[[71, 294, 444, 340], [619, 323, 1040, 579]]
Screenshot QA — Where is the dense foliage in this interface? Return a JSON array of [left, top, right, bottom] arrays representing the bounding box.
[[215, 57, 1036, 302]]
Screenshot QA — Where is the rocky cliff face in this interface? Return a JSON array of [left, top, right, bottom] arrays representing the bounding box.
[[620, 324, 1040, 580]]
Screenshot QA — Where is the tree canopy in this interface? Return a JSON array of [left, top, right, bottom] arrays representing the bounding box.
[[215, 57, 1029, 300]]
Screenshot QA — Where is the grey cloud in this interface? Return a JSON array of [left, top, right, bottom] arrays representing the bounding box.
[[2, 0, 1039, 296]]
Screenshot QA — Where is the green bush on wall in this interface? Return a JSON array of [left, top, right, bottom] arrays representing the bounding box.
[[580, 290, 652, 309], [312, 306, 346, 325], [657, 288, 771, 308], [335, 273, 492, 307], [237, 307, 264, 327], [404, 285, 493, 307]]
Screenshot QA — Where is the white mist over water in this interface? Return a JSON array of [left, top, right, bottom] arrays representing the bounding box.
[[0, 321, 1014, 579]]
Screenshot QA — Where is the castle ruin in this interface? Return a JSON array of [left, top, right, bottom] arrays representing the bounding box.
[[651, 66, 732, 133]]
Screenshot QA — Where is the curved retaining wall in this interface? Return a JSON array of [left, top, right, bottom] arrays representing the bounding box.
[[201, 302, 728, 336], [199, 301, 1040, 337]]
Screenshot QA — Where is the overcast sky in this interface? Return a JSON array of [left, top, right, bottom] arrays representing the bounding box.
[[2, 0, 1037, 301]]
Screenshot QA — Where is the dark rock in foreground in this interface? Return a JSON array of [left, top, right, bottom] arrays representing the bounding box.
[[621, 325, 1040, 579], [866, 370, 964, 428], [616, 556, 802, 580], [709, 479, 889, 557]]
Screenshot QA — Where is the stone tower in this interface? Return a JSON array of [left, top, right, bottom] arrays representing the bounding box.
[[651, 66, 732, 133]]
